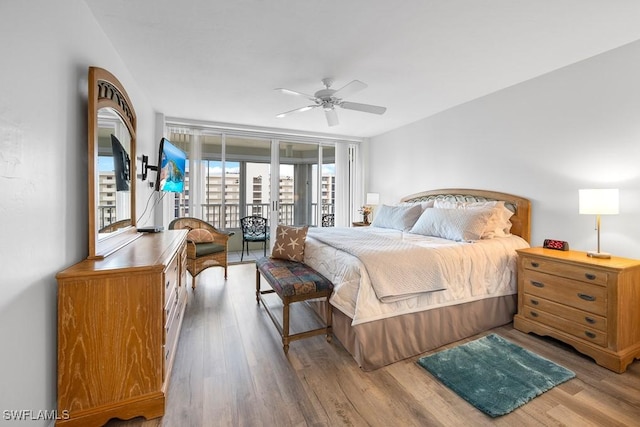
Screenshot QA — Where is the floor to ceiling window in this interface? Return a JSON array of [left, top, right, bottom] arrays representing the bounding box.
[[164, 121, 360, 232]]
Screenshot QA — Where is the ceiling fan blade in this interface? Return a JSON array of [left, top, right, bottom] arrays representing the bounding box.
[[333, 80, 367, 99], [276, 105, 317, 118], [325, 108, 339, 127], [275, 87, 317, 102], [340, 101, 387, 115]]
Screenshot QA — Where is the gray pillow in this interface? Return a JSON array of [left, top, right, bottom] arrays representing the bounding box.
[[370, 204, 422, 231]]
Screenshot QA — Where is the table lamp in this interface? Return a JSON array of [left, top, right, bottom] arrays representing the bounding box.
[[365, 193, 380, 224], [366, 193, 380, 206], [578, 189, 619, 259]]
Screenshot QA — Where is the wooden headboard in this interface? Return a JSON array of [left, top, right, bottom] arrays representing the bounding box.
[[400, 188, 531, 243]]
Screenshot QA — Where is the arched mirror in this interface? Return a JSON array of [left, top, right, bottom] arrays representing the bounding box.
[[88, 67, 139, 259]]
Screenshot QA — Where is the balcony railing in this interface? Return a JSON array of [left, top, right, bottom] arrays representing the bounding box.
[[192, 203, 334, 230], [97, 205, 118, 230]]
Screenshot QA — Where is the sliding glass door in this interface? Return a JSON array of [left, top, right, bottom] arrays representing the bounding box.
[[199, 134, 272, 229], [165, 123, 348, 245]]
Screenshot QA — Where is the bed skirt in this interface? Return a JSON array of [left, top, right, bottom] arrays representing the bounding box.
[[309, 295, 517, 371]]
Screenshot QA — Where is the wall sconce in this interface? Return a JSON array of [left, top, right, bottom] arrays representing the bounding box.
[[578, 189, 619, 259]]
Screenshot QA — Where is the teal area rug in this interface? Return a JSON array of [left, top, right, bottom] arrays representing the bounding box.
[[417, 334, 575, 417]]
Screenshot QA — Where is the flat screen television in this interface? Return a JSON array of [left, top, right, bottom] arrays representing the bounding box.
[[154, 137, 186, 192], [110, 134, 130, 191]]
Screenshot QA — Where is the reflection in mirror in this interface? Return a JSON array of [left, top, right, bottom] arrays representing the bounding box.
[[88, 67, 138, 259], [97, 108, 132, 235]]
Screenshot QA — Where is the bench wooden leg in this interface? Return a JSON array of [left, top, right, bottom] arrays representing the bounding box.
[[326, 296, 333, 342], [283, 301, 290, 353]]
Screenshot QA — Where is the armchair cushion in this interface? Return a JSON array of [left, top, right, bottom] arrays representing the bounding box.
[[193, 242, 226, 257]]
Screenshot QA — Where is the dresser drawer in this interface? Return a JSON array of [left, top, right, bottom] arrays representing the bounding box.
[[523, 270, 607, 316], [521, 256, 608, 286], [523, 294, 607, 332], [522, 305, 607, 347], [164, 287, 186, 375], [164, 253, 180, 305], [165, 284, 178, 325]]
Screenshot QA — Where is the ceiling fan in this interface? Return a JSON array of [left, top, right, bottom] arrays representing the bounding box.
[[275, 78, 387, 126]]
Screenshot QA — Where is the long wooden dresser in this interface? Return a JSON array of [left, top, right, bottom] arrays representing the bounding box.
[[55, 230, 188, 426], [514, 247, 640, 373]]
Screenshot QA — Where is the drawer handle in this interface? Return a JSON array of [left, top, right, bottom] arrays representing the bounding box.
[[584, 331, 596, 339], [530, 311, 539, 318], [585, 273, 596, 280], [585, 317, 596, 324], [530, 299, 539, 306], [530, 262, 540, 268], [166, 280, 170, 289], [578, 293, 596, 302], [530, 281, 545, 288]]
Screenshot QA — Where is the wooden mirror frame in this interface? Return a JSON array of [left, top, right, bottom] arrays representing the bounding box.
[[88, 67, 139, 259]]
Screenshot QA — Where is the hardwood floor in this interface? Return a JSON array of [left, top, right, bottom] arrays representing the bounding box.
[[107, 262, 640, 427]]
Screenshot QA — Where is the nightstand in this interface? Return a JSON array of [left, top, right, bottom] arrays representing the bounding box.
[[514, 247, 640, 373], [352, 222, 370, 227]]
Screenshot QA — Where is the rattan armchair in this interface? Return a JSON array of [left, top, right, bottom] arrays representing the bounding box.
[[168, 217, 233, 289]]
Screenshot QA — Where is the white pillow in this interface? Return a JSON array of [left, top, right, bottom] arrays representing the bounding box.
[[409, 207, 494, 241], [370, 204, 422, 231], [433, 200, 513, 238]]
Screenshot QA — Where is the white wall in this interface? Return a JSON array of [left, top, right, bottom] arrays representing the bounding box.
[[368, 40, 640, 259], [0, 1, 156, 424]]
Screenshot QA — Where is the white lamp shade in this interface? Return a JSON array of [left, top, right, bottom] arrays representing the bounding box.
[[366, 192, 380, 205], [579, 189, 619, 215]]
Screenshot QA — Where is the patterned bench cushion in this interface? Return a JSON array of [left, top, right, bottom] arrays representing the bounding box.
[[256, 257, 333, 297]]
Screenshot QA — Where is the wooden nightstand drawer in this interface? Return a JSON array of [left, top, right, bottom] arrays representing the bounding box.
[[523, 270, 606, 316], [522, 305, 607, 346], [523, 294, 607, 332], [521, 256, 608, 285]]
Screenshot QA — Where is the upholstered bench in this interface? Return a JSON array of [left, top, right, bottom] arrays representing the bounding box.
[[255, 257, 334, 353]]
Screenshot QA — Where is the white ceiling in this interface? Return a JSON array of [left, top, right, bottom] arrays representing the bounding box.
[[84, 0, 640, 138]]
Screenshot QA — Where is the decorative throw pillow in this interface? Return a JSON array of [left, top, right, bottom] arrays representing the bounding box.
[[187, 228, 214, 243], [271, 225, 309, 262], [370, 204, 422, 231], [409, 207, 494, 242]]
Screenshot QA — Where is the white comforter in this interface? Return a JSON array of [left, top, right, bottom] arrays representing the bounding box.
[[307, 227, 448, 302], [304, 226, 529, 326]]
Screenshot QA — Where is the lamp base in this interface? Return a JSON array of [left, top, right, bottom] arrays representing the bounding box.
[[587, 251, 611, 259]]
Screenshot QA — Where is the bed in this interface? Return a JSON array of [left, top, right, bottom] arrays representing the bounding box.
[[303, 188, 531, 371]]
